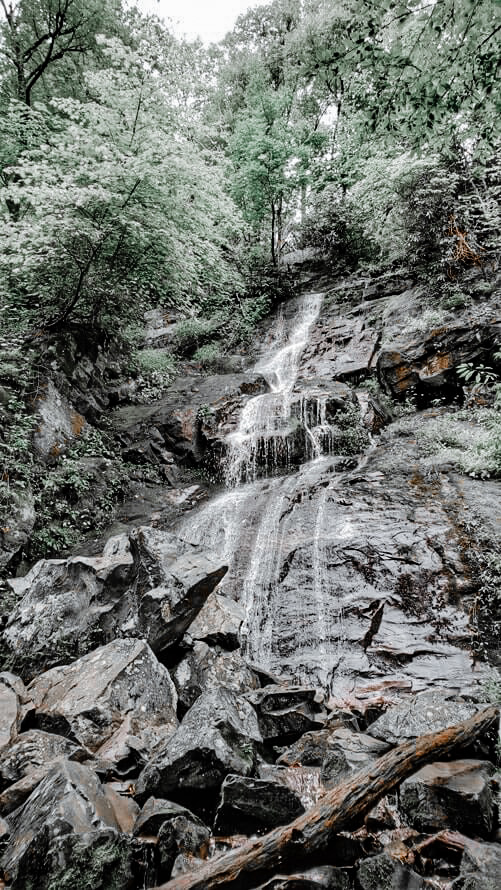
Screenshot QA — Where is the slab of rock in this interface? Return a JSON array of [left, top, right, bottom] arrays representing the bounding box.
[[1, 761, 137, 890], [3, 528, 227, 677], [0, 673, 25, 754], [357, 852, 426, 890], [213, 774, 305, 835], [25, 639, 178, 768], [185, 593, 245, 649], [246, 686, 326, 743], [368, 692, 482, 746], [135, 687, 261, 811], [400, 760, 496, 839], [257, 764, 323, 810], [173, 643, 260, 711], [257, 866, 352, 888]]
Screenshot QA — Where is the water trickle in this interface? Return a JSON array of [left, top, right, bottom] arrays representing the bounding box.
[[179, 292, 349, 688]]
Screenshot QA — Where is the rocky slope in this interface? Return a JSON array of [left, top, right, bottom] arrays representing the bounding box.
[[0, 262, 500, 889]]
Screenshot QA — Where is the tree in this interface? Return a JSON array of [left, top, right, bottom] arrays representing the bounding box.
[[0, 34, 244, 331], [0, 0, 125, 106]]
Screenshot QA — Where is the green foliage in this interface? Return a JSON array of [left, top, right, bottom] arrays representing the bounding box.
[[457, 362, 498, 386], [193, 343, 224, 372], [134, 348, 176, 376]]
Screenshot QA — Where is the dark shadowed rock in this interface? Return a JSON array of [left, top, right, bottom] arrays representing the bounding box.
[[154, 804, 210, 878], [213, 774, 305, 835], [25, 639, 178, 768], [246, 686, 326, 743], [135, 687, 261, 811], [0, 673, 25, 754], [185, 593, 245, 649], [376, 318, 499, 401], [357, 852, 426, 890], [1, 761, 138, 890], [368, 692, 483, 746], [173, 643, 260, 711], [400, 760, 496, 839], [257, 865, 352, 888], [3, 528, 227, 677]]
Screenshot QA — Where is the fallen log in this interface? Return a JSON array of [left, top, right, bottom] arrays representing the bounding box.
[[154, 705, 498, 890]]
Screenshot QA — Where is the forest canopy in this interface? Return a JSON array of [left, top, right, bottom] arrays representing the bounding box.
[[0, 0, 499, 335]]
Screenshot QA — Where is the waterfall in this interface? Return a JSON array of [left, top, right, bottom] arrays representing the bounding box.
[[179, 292, 345, 687]]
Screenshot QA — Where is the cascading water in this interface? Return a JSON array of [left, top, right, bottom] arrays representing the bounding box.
[[179, 292, 348, 688]]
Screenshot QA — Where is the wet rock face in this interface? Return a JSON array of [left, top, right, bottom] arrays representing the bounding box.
[[3, 528, 227, 678], [400, 760, 496, 838], [24, 639, 178, 769], [213, 774, 305, 835], [135, 686, 261, 812]]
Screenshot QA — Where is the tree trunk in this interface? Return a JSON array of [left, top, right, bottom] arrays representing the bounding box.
[[271, 202, 276, 266], [276, 196, 283, 266], [153, 706, 498, 890]]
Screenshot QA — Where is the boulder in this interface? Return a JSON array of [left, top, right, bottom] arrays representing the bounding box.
[[130, 525, 228, 650], [368, 692, 484, 746], [213, 774, 305, 835], [3, 527, 227, 677], [185, 593, 245, 649], [1, 761, 138, 890], [357, 852, 426, 890], [25, 639, 178, 769], [0, 673, 25, 754], [399, 760, 496, 839], [135, 687, 261, 813], [246, 686, 326, 743], [452, 838, 501, 889], [137, 800, 210, 878], [173, 643, 260, 712]]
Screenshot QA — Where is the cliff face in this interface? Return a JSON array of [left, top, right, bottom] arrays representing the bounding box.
[[0, 263, 500, 888]]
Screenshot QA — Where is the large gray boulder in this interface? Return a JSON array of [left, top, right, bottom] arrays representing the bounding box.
[[1, 761, 139, 890], [3, 527, 227, 678], [368, 692, 484, 746], [452, 837, 501, 889], [185, 593, 245, 649], [135, 687, 261, 811], [25, 639, 178, 768]]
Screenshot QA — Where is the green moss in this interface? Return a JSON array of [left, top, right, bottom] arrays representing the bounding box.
[[46, 836, 133, 890]]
